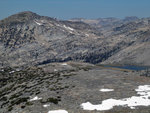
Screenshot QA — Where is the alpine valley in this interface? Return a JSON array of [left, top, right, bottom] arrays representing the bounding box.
[[1, 12, 150, 113]]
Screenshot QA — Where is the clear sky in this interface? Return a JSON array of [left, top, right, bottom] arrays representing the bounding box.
[[0, 0, 150, 20]]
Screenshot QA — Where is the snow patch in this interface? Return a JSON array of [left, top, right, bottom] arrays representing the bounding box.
[[54, 69, 58, 72], [135, 85, 150, 92], [47, 110, 68, 113], [41, 20, 45, 23], [43, 104, 50, 108], [35, 21, 42, 25], [16, 68, 21, 71], [61, 63, 68, 66], [63, 25, 74, 31], [85, 34, 89, 37], [130, 106, 136, 109], [29, 96, 42, 101], [56, 24, 61, 27], [9, 71, 15, 73], [81, 85, 150, 111], [69, 31, 73, 34], [100, 89, 114, 92]]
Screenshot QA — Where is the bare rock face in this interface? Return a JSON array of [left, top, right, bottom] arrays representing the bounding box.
[[0, 11, 150, 67], [0, 11, 104, 67], [0, 11, 120, 67], [102, 19, 150, 65]]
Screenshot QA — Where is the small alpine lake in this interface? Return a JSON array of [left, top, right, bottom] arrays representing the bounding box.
[[98, 64, 150, 71]]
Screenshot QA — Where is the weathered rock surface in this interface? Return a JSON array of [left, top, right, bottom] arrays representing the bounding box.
[[102, 19, 150, 65], [0, 11, 103, 67], [1, 11, 150, 67], [70, 17, 150, 66]]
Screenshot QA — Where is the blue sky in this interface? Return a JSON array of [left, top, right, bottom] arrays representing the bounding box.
[[0, 0, 150, 20]]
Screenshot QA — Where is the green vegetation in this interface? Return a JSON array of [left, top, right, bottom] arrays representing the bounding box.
[[0, 96, 7, 101], [46, 97, 61, 104], [25, 101, 33, 106], [10, 94, 20, 100], [0, 66, 76, 112]]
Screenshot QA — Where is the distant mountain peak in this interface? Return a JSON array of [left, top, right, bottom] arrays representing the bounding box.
[[123, 16, 139, 22], [14, 11, 39, 17], [0, 11, 41, 26]]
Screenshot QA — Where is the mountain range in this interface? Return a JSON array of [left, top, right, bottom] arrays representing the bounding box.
[[1, 11, 150, 113], [0, 11, 150, 67]]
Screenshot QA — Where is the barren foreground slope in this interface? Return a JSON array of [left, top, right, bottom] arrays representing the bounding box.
[[1, 62, 150, 113]]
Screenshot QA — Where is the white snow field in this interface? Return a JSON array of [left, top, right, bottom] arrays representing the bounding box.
[[81, 85, 150, 111], [47, 110, 68, 113], [100, 88, 114, 92], [29, 96, 42, 101]]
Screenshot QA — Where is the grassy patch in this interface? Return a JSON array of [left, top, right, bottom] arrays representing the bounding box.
[[47, 97, 61, 104]]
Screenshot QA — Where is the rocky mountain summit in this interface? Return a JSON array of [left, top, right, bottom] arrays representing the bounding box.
[[0, 11, 103, 67], [0, 11, 150, 68]]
